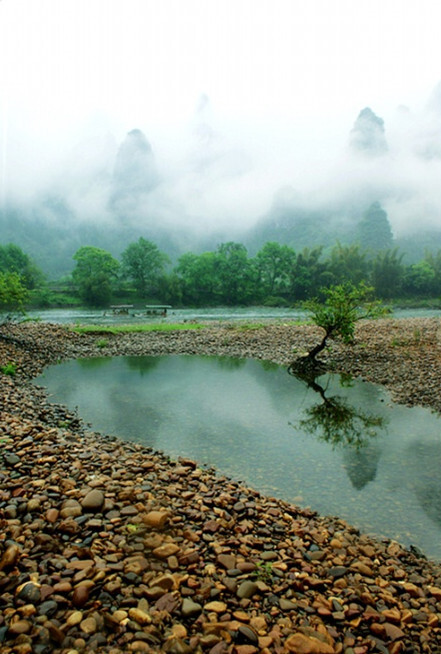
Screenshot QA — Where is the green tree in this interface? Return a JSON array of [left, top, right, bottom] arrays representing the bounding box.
[[371, 248, 404, 299], [121, 237, 169, 297], [328, 243, 369, 286], [289, 282, 384, 372], [422, 250, 441, 295], [289, 247, 329, 300], [403, 260, 436, 296], [0, 272, 28, 321], [0, 243, 44, 289], [357, 201, 393, 253], [176, 251, 220, 305], [72, 246, 120, 307], [254, 241, 295, 298], [216, 242, 254, 304]]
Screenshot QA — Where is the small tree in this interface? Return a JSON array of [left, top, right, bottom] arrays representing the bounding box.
[[289, 282, 385, 373], [0, 272, 28, 324]]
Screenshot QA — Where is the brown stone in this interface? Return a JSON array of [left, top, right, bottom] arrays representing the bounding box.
[[153, 543, 180, 559], [81, 489, 105, 511], [285, 632, 335, 653], [217, 553, 236, 570], [0, 544, 20, 570], [72, 585, 90, 608], [383, 622, 405, 642], [8, 619, 32, 635], [142, 510, 169, 529], [128, 607, 152, 625], [204, 600, 228, 613]]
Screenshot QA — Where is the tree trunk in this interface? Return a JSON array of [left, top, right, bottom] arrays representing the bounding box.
[[288, 328, 333, 375]]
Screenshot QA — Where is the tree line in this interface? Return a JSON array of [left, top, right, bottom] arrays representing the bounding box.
[[2, 238, 441, 311]]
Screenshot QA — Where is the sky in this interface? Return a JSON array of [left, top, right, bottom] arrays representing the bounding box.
[[1, 0, 441, 233]]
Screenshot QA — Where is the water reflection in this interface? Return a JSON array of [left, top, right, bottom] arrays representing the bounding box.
[[289, 369, 385, 490], [407, 441, 441, 529], [290, 370, 385, 450], [35, 355, 441, 559]]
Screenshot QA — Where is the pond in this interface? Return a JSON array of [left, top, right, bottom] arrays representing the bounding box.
[[36, 355, 441, 560]]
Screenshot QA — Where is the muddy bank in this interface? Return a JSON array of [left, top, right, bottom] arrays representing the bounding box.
[[1, 319, 441, 653]]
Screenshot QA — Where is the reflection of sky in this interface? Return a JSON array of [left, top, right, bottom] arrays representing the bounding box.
[[36, 355, 441, 560]]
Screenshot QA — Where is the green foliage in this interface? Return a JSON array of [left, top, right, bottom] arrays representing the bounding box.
[[299, 388, 384, 449], [404, 260, 436, 296], [307, 282, 384, 344], [176, 251, 220, 305], [0, 243, 45, 290], [0, 271, 28, 315], [254, 241, 295, 297], [253, 561, 274, 583], [1, 362, 17, 376], [292, 282, 386, 368], [72, 246, 120, 307], [216, 242, 255, 304], [328, 243, 369, 286], [121, 237, 169, 296], [9, 232, 441, 311], [371, 248, 404, 298], [289, 247, 328, 300], [72, 323, 206, 335]]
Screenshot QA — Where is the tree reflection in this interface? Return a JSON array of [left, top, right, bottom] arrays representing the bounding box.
[[125, 356, 162, 375], [290, 369, 385, 450]]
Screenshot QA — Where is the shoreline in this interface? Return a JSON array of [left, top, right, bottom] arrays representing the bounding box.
[[2, 319, 441, 653]]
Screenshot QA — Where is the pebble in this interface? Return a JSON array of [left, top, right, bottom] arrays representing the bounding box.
[[81, 489, 104, 511], [181, 598, 202, 618], [237, 581, 259, 599], [2, 320, 441, 653]]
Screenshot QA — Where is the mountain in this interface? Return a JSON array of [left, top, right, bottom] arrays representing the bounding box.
[[109, 129, 160, 216], [349, 107, 388, 156], [3, 86, 441, 278]]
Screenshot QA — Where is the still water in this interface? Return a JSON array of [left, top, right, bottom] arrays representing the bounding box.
[[26, 306, 441, 325], [36, 355, 441, 560]]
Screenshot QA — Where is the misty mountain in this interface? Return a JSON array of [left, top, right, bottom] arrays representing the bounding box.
[[246, 186, 358, 255], [349, 107, 388, 156], [3, 85, 441, 279], [109, 129, 160, 215]]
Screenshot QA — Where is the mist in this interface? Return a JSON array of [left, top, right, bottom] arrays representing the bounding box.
[[3, 0, 441, 275], [4, 86, 441, 239]]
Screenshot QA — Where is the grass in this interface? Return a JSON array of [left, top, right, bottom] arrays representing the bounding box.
[[1, 362, 17, 376], [72, 322, 206, 335], [391, 328, 422, 347]]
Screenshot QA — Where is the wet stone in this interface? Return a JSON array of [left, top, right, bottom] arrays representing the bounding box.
[[4, 453, 20, 466], [328, 566, 348, 578], [181, 598, 202, 618], [237, 581, 259, 599], [16, 582, 41, 603], [81, 489, 104, 512], [38, 600, 58, 617]]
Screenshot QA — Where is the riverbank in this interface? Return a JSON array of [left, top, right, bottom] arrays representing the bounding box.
[[1, 318, 441, 653]]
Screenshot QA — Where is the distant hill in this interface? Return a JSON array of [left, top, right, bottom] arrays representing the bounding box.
[[3, 91, 441, 277]]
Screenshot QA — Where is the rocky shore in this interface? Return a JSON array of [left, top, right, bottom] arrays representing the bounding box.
[[1, 318, 441, 654]]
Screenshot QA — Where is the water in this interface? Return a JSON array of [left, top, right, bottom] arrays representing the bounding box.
[[36, 355, 441, 560], [25, 306, 441, 325], [26, 306, 308, 325]]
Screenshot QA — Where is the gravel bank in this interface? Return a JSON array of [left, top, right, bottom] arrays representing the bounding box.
[[1, 318, 441, 654]]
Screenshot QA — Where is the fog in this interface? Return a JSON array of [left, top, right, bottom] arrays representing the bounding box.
[[2, 0, 441, 259]]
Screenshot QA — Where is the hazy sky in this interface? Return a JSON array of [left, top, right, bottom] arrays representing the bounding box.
[[2, 0, 441, 231]]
